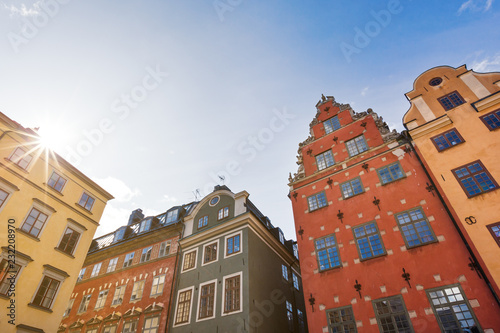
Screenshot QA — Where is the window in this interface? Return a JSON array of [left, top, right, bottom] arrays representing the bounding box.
[[377, 162, 405, 185], [107, 258, 118, 273], [20, 207, 49, 238], [316, 150, 335, 170], [198, 215, 208, 228], [327, 306, 357, 333], [175, 288, 193, 325], [315, 234, 341, 271], [203, 242, 218, 264], [9, 147, 33, 170], [123, 321, 138, 333], [139, 219, 152, 232], [429, 77, 443, 86], [78, 294, 91, 313], [86, 329, 98, 333], [438, 91, 465, 110], [140, 246, 152, 263], [0, 259, 21, 296], [395, 207, 436, 248], [77, 268, 85, 282], [198, 281, 216, 319], [427, 285, 480, 332], [279, 230, 285, 244], [218, 206, 229, 220], [0, 188, 9, 208], [286, 301, 293, 331], [340, 177, 364, 199], [324, 116, 341, 134], [226, 233, 241, 256], [78, 192, 95, 211], [353, 222, 386, 260], [63, 298, 74, 317], [292, 273, 300, 290], [165, 209, 179, 223], [307, 191, 327, 211], [293, 243, 299, 260], [298, 309, 305, 333], [130, 280, 145, 301], [94, 289, 108, 309], [32, 273, 64, 309], [112, 285, 126, 305], [223, 273, 241, 314], [56, 227, 81, 255], [90, 262, 102, 277], [151, 275, 165, 296], [431, 129, 464, 151], [487, 222, 500, 247], [182, 250, 197, 271], [143, 317, 159, 333], [159, 240, 171, 257], [346, 135, 369, 157], [102, 326, 117, 333], [47, 171, 67, 192], [373, 295, 413, 333], [281, 265, 289, 280], [123, 252, 134, 268], [452, 160, 498, 197], [480, 108, 500, 130]]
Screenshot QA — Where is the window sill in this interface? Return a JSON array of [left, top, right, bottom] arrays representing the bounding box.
[[342, 191, 365, 200], [0, 293, 12, 300], [54, 247, 75, 259], [308, 206, 328, 213], [405, 239, 438, 250], [380, 176, 406, 186], [319, 265, 342, 273], [28, 302, 53, 313], [465, 186, 499, 198], [16, 228, 40, 242], [75, 203, 93, 215], [44, 183, 64, 196], [359, 253, 387, 262]]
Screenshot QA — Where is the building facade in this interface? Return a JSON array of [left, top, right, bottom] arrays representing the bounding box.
[[58, 206, 193, 333], [0, 112, 113, 333], [288, 96, 500, 332], [403, 65, 500, 300], [170, 186, 307, 333]]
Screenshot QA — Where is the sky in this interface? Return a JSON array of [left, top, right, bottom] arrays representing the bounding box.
[[1, 0, 499, 240]]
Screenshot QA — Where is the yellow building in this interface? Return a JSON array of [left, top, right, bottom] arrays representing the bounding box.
[[0, 112, 113, 332], [403, 65, 500, 300]]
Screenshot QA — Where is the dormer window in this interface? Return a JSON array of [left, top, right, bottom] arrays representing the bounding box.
[[279, 230, 285, 244], [139, 219, 151, 232], [113, 228, 126, 243], [324, 116, 341, 134], [165, 209, 179, 223]]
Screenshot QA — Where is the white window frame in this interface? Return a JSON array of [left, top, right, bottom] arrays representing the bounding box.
[[123, 252, 135, 268], [77, 267, 86, 282], [94, 289, 109, 309], [107, 257, 118, 273], [173, 286, 195, 327], [78, 294, 92, 313], [196, 278, 218, 322], [221, 271, 243, 316], [0, 179, 17, 213], [181, 248, 198, 272], [56, 219, 86, 256], [130, 280, 145, 301], [159, 240, 171, 257], [143, 316, 159, 333], [90, 262, 102, 278], [224, 230, 243, 259], [202, 240, 219, 266], [150, 274, 166, 297], [112, 285, 126, 306], [122, 320, 138, 333], [140, 246, 153, 263], [63, 298, 75, 317]]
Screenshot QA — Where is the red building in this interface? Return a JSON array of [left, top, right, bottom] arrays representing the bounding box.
[[58, 205, 193, 333], [288, 96, 500, 332]]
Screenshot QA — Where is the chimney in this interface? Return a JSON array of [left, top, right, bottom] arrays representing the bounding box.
[[128, 209, 144, 225]]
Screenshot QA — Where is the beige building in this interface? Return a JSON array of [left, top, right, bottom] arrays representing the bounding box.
[[0, 112, 113, 332], [403, 65, 500, 300]]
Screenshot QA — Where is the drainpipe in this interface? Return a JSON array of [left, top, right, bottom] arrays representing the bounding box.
[[402, 131, 500, 307], [164, 220, 185, 333]]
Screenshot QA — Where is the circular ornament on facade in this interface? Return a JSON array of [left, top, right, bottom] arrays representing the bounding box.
[[209, 196, 220, 206], [429, 77, 443, 86]]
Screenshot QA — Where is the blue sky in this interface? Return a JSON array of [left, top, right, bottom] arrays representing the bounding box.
[[1, 0, 499, 239]]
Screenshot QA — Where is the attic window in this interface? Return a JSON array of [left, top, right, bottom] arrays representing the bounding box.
[[165, 209, 178, 223], [429, 77, 442, 86], [139, 219, 151, 232]]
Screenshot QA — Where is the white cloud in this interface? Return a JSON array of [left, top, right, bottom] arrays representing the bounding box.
[[471, 53, 500, 72], [361, 86, 369, 96], [458, 0, 494, 14], [93, 176, 141, 202], [161, 194, 178, 203], [2, 1, 42, 17], [94, 203, 133, 237]]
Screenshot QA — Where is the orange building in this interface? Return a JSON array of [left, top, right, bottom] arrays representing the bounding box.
[[58, 207, 190, 333], [403, 65, 500, 300], [289, 96, 500, 332]]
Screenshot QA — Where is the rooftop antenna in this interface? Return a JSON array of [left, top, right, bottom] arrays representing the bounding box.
[[193, 189, 201, 201], [218, 175, 225, 185]]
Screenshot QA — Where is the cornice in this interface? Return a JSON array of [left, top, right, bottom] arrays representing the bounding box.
[[408, 115, 452, 140]]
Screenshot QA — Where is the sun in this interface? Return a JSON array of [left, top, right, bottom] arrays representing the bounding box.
[[37, 127, 62, 151]]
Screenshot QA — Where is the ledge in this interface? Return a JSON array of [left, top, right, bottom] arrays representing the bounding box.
[[0, 176, 19, 191], [32, 198, 57, 213], [16, 228, 40, 242], [75, 203, 93, 215], [3, 158, 29, 173], [54, 247, 75, 259], [43, 183, 64, 196], [27, 302, 53, 313]]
